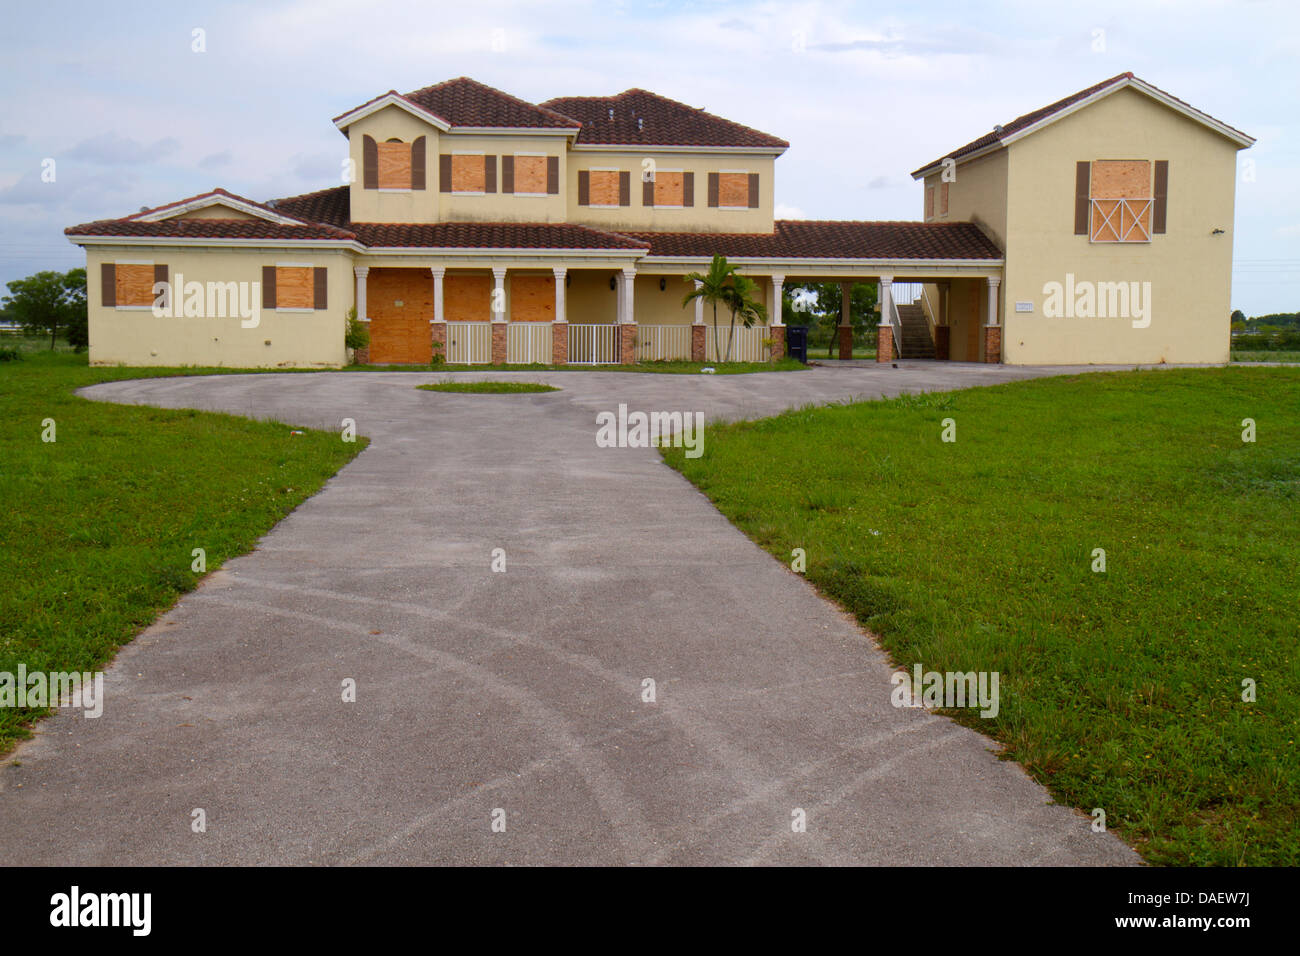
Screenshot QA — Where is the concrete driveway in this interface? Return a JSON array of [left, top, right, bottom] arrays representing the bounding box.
[[0, 361, 1139, 865]]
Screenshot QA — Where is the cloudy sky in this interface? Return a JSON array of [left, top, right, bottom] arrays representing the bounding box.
[[1, 0, 1295, 314]]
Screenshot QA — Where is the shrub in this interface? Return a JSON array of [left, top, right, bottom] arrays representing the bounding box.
[[344, 307, 369, 351]]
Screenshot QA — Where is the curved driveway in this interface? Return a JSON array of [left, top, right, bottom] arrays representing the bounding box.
[[0, 361, 1138, 865]]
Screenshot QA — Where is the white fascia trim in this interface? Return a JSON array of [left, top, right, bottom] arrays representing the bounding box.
[[571, 143, 785, 156], [363, 246, 646, 258], [452, 126, 578, 138], [912, 77, 1254, 180], [69, 236, 363, 252], [640, 256, 1004, 271], [333, 94, 451, 133], [133, 195, 306, 226]]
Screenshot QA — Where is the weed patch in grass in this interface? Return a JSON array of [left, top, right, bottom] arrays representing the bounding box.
[[417, 381, 559, 394]]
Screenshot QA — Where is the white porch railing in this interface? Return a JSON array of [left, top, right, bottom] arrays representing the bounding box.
[[568, 323, 617, 364], [634, 325, 692, 361], [446, 322, 491, 364], [1091, 197, 1153, 242], [507, 323, 552, 364], [704, 326, 771, 363]]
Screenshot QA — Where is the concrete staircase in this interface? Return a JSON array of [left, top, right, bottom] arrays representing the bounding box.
[[895, 302, 935, 359]]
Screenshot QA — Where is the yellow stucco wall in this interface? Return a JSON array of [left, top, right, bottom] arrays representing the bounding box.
[[346, 106, 442, 224], [84, 245, 352, 367], [924, 149, 1009, 250], [1000, 87, 1242, 365], [564, 149, 775, 233]]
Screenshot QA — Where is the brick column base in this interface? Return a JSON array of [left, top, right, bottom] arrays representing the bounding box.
[[838, 325, 853, 360], [769, 325, 785, 361], [876, 325, 894, 363], [430, 321, 446, 364], [934, 325, 950, 361], [551, 322, 567, 365], [982, 325, 1002, 364], [491, 323, 507, 365], [619, 324, 636, 364], [352, 346, 370, 366], [691, 324, 705, 362]]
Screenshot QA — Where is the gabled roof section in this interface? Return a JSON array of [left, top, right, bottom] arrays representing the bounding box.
[[274, 185, 351, 229], [540, 88, 789, 151], [911, 72, 1255, 179], [334, 78, 581, 134], [625, 221, 1002, 261], [65, 217, 356, 242], [127, 187, 315, 226]]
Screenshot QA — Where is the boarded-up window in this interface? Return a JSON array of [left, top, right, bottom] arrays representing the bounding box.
[[513, 155, 548, 194], [939, 182, 949, 216], [275, 267, 314, 309], [654, 171, 685, 206], [377, 140, 412, 189], [115, 264, 156, 307], [450, 155, 487, 193], [1090, 160, 1152, 242], [717, 172, 750, 208], [925, 186, 935, 220], [510, 275, 555, 322], [444, 274, 492, 321], [588, 169, 621, 206]]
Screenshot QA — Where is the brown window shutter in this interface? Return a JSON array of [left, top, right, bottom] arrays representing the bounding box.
[[313, 267, 328, 309], [411, 136, 426, 190], [1153, 160, 1169, 234], [101, 263, 116, 307], [547, 156, 559, 194], [484, 155, 496, 193], [619, 171, 630, 206], [683, 172, 694, 207], [362, 135, 378, 189], [708, 172, 719, 207], [439, 154, 452, 192], [1074, 161, 1090, 235], [642, 177, 654, 206], [154, 264, 168, 286], [501, 155, 514, 194], [748, 172, 760, 208], [578, 170, 590, 205], [262, 266, 276, 310]]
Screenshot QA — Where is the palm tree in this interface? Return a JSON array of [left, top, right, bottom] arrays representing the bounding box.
[[682, 255, 768, 362]]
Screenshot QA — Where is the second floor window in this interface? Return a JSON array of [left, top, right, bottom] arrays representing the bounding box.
[[501, 154, 560, 195], [1075, 159, 1168, 242], [643, 170, 692, 207], [361, 135, 425, 191], [709, 171, 759, 209], [439, 154, 498, 194], [578, 169, 630, 207]]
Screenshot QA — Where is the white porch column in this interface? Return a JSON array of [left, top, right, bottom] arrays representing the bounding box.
[[839, 281, 851, 326], [621, 267, 636, 324], [692, 280, 704, 325], [879, 275, 894, 325], [354, 266, 369, 321], [430, 266, 445, 324], [985, 276, 1001, 326], [492, 267, 507, 323], [552, 267, 567, 324], [770, 274, 785, 326]]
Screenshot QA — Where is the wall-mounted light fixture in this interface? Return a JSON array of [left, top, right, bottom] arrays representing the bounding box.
[[610, 275, 617, 290], [659, 277, 666, 291], [565, 274, 571, 287]]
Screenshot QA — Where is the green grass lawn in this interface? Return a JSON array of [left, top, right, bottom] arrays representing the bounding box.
[[1232, 350, 1300, 363], [418, 380, 559, 394], [0, 351, 366, 752], [662, 367, 1299, 865]]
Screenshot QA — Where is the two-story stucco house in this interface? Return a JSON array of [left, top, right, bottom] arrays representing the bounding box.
[[66, 73, 1252, 368]]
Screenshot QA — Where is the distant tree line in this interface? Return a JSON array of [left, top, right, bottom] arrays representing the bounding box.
[[1229, 309, 1300, 350], [1, 268, 88, 350]]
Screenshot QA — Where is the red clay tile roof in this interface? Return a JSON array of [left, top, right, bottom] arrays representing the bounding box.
[[624, 221, 1002, 261], [123, 187, 308, 223], [65, 217, 356, 241], [336, 78, 582, 131], [540, 89, 788, 150], [273, 185, 351, 229], [912, 72, 1252, 177], [351, 221, 647, 250]]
